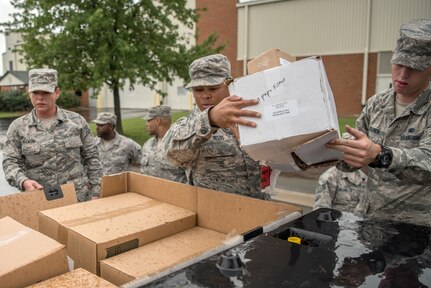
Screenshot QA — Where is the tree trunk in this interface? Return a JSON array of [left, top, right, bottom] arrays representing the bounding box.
[[112, 82, 123, 134]]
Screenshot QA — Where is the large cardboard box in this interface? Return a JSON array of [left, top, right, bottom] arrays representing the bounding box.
[[0, 183, 77, 230], [0, 216, 68, 288], [247, 48, 296, 74], [100, 227, 227, 286], [98, 173, 301, 286], [229, 56, 342, 171], [27, 268, 118, 287], [39, 192, 155, 245]]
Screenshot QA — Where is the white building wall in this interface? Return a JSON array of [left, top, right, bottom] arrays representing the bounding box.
[[0, 74, 23, 86], [370, 0, 431, 51], [237, 0, 431, 59], [94, 0, 196, 111], [2, 32, 26, 72]]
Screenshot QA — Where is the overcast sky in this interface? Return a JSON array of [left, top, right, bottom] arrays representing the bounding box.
[[0, 0, 15, 75]]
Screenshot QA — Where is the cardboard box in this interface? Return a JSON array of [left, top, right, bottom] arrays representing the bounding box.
[[66, 199, 196, 274], [247, 48, 296, 74], [27, 268, 118, 287], [39, 192, 155, 245], [98, 173, 301, 286], [229, 56, 342, 171], [0, 216, 68, 288], [100, 227, 227, 286], [0, 183, 77, 230]]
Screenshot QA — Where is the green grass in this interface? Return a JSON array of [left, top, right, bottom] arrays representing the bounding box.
[[338, 117, 357, 134], [0, 111, 27, 118], [90, 113, 356, 145], [89, 111, 190, 145]]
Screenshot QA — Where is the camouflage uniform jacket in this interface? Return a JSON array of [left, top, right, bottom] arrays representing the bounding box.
[[140, 136, 188, 183], [314, 167, 367, 212], [96, 132, 141, 175], [351, 88, 431, 226], [2, 108, 102, 202], [163, 107, 265, 199]]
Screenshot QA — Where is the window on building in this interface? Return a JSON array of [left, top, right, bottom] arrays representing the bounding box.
[[378, 52, 392, 75], [177, 86, 187, 97], [9, 61, 13, 71]]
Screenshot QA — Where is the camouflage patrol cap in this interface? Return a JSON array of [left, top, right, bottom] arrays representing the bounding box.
[[144, 105, 171, 120], [28, 68, 58, 93], [391, 19, 431, 71], [92, 112, 117, 125], [185, 54, 231, 89]]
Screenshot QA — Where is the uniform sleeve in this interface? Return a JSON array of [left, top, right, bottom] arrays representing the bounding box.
[[313, 168, 337, 210], [163, 109, 217, 167], [80, 121, 103, 196], [130, 140, 142, 165], [358, 99, 431, 185], [387, 125, 431, 184], [2, 121, 28, 190]]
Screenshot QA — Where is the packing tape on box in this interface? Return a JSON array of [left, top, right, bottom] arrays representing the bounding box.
[[0, 227, 32, 247], [61, 199, 161, 227]]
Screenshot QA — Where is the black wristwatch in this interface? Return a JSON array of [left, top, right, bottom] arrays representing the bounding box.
[[369, 145, 393, 168]]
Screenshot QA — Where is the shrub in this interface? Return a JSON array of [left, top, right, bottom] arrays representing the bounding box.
[[0, 90, 31, 112], [57, 90, 81, 108]]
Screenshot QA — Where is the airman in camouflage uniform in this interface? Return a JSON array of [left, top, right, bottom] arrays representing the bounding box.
[[327, 19, 431, 226], [314, 167, 367, 212], [2, 69, 102, 202], [141, 106, 188, 183], [163, 54, 266, 199], [93, 112, 141, 178]]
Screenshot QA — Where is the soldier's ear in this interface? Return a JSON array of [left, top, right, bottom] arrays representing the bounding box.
[[54, 87, 61, 99]]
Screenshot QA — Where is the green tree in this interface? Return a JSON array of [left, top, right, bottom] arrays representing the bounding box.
[[2, 0, 222, 133]]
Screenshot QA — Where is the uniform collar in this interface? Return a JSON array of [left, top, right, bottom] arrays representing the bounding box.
[[29, 106, 63, 126]]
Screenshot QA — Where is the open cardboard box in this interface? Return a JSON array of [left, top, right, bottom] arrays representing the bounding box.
[[40, 192, 196, 275], [0, 183, 77, 230], [229, 56, 342, 171], [0, 216, 69, 288], [97, 172, 301, 286]]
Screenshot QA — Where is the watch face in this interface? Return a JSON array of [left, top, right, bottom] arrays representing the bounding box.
[[379, 147, 393, 167]]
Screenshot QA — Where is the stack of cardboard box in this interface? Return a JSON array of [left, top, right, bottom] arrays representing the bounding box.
[[231, 48, 342, 171], [0, 172, 301, 287]]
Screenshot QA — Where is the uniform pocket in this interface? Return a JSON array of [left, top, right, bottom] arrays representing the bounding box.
[[22, 142, 41, 155], [65, 136, 83, 149], [201, 143, 236, 158]]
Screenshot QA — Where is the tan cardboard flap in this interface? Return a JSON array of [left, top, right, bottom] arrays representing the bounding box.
[[27, 268, 118, 288], [100, 227, 227, 286], [0, 216, 68, 288], [248, 48, 296, 74], [196, 187, 300, 235], [101, 172, 198, 212], [242, 131, 327, 164], [291, 129, 342, 166], [39, 192, 154, 245], [0, 183, 77, 230]]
